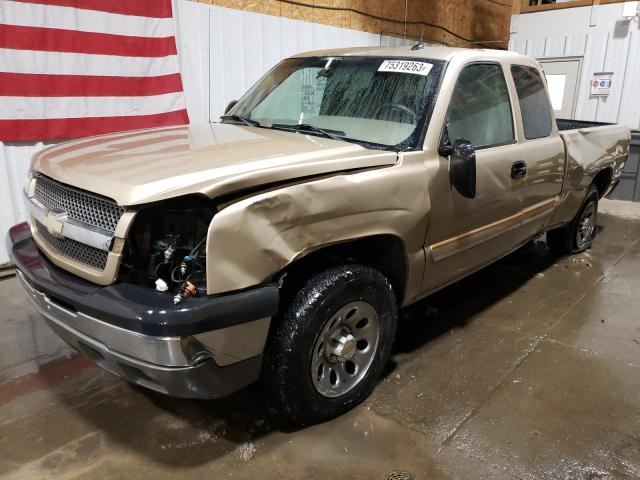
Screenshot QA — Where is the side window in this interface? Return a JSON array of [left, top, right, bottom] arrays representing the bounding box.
[[511, 65, 553, 139], [446, 63, 514, 149]]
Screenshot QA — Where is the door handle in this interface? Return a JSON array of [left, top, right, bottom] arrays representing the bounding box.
[[511, 160, 527, 179]]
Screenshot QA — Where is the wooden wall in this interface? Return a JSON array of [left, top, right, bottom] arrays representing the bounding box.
[[193, 0, 514, 48]]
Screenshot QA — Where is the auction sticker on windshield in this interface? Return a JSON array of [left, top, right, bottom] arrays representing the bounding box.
[[378, 60, 433, 76]]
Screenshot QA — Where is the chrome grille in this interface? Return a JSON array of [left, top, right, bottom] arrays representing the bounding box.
[[34, 174, 124, 233], [35, 220, 108, 271]]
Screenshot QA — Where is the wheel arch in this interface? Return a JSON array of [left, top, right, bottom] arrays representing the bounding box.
[[591, 167, 613, 199], [276, 234, 409, 307]]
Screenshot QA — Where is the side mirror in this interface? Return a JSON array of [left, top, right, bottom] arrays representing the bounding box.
[[224, 100, 238, 114], [450, 138, 476, 198]]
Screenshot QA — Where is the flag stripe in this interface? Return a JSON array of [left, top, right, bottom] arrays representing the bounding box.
[[48, 138, 191, 166], [0, 111, 189, 141], [0, 73, 184, 97], [0, 25, 177, 57], [0, 49, 179, 77], [11, 0, 174, 18], [1, 1, 175, 38], [3, 93, 186, 120], [43, 140, 192, 173], [0, 0, 188, 142], [38, 126, 188, 162]]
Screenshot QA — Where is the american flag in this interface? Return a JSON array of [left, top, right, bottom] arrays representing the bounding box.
[[0, 0, 189, 142]]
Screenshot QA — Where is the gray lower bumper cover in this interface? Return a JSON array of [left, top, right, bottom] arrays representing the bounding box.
[[17, 270, 262, 398], [8, 223, 278, 399]]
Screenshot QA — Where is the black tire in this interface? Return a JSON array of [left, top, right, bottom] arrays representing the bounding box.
[[263, 264, 397, 426], [547, 184, 599, 255]]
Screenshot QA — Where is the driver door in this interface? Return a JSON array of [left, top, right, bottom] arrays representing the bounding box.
[[422, 62, 528, 292]]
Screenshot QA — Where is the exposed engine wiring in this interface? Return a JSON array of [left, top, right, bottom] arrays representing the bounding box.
[[166, 235, 208, 297]]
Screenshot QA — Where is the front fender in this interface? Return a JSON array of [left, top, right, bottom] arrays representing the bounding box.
[[205, 158, 429, 294]]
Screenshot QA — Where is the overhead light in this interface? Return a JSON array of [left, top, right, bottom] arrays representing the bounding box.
[[622, 1, 639, 20]]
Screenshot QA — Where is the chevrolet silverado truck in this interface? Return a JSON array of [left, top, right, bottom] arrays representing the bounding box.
[[7, 46, 629, 425]]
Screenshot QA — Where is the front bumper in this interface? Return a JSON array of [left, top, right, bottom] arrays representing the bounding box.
[[7, 222, 279, 399]]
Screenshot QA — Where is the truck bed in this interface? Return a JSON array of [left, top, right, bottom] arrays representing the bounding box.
[[557, 120, 629, 191], [556, 119, 613, 131]]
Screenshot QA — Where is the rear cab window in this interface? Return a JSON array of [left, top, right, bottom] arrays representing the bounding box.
[[510, 65, 553, 140], [446, 63, 515, 150]]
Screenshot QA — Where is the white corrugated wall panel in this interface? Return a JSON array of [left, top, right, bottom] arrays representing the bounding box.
[[526, 37, 546, 58], [173, 0, 211, 123], [544, 36, 566, 57], [563, 34, 587, 56], [509, 37, 528, 55], [510, 3, 640, 129], [618, 29, 640, 129], [0, 143, 41, 264], [596, 30, 631, 123], [574, 32, 608, 122], [173, 0, 411, 122]]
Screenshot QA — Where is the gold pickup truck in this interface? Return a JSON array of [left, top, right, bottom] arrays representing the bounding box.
[[7, 46, 630, 425]]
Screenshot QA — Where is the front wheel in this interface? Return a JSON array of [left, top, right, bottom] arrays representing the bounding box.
[[263, 265, 398, 426], [547, 184, 599, 255]]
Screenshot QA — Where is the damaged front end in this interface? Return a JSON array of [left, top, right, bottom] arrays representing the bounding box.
[[118, 195, 214, 304], [8, 188, 279, 399]]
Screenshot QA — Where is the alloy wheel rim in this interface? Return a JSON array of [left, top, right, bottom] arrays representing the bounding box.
[[576, 202, 596, 249], [311, 301, 380, 398]]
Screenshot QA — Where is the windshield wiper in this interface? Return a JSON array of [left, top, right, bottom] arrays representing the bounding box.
[[271, 123, 346, 142], [220, 114, 261, 127]]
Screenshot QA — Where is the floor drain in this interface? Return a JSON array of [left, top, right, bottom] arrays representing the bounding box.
[[385, 471, 416, 480]]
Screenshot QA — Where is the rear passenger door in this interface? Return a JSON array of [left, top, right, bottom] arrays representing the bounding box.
[[509, 65, 565, 238]]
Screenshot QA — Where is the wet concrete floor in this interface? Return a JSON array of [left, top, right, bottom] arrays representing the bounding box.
[[1, 205, 640, 479]]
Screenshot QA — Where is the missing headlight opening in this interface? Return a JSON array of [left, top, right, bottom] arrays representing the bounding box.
[[118, 196, 214, 301]]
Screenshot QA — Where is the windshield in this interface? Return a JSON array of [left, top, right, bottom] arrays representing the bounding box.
[[226, 56, 444, 150]]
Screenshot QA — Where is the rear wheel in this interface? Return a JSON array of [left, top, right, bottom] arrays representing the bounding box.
[[263, 265, 397, 426], [547, 185, 599, 255]]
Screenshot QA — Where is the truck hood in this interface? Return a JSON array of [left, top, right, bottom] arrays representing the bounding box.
[[32, 122, 398, 206]]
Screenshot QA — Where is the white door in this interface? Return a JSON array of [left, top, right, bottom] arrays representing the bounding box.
[[539, 58, 582, 119]]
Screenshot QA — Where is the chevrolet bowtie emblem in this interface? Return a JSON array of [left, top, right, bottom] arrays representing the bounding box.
[[44, 211, 67, 238]]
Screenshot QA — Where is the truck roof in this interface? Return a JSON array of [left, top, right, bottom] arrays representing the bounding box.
[[293, 45, 530, 63]]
